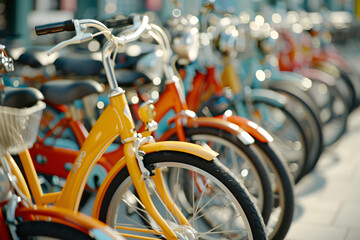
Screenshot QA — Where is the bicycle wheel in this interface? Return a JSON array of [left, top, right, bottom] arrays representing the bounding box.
[[339, 68, 359, 111], [315, 61, 355, 111], [306, 79, 349, 146], [99, 151, 267, 240], [168, 126, 273, 224], [242, 100, 309, 183], [268, 82, 324, 175], [252, 140, 294, 240], [16, 221, 94, 240], [176, 126, 293, 239]]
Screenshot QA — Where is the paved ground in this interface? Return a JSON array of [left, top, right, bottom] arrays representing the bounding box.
[[285, 102, 360, 240]]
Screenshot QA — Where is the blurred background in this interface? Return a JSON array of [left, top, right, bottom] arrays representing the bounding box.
[[1, 0, 359, 49], [1, 1, 360, 239]]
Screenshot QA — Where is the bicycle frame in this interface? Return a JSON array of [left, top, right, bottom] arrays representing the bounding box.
[[13, 87, 219, 239], [185, 65, 275, 143]]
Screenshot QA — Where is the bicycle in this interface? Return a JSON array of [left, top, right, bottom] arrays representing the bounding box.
[[17, 15, 267, 239], [0, 44, 123, 240]]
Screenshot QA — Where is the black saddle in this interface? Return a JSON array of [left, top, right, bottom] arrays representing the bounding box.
[[54, 57, 103, 76], [3, 87, 44, 108], [100, 68, 151, 88], [115, 42, 156, 69], [17, 52, 43, 68], [40, 80, 103, 105]]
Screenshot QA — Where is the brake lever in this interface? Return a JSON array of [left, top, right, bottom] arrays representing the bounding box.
[[47, 19, 93, 56]]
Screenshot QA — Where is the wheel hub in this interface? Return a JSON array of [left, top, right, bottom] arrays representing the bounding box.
[[174, 225, 198, 240]]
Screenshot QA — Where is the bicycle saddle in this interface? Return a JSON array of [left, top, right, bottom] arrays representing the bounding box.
[[54, 57, 103, 76], [115, 42, 156, 69], [40, 80, 103, 105], [17, 51, 43, 68], [3, 87, 44, 108], [99, 68, 151, 88]]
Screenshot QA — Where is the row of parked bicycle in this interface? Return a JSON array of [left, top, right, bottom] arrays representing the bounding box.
[[0, 2, 359, 240]]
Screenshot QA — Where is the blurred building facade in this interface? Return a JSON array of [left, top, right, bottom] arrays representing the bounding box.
[[0, 0, 357, 46]]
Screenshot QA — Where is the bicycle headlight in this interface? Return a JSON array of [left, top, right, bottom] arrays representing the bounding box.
[[138, 101, 156, 123]]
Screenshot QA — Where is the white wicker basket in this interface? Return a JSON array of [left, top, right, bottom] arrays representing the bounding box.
[[0, 101, 46, 154]]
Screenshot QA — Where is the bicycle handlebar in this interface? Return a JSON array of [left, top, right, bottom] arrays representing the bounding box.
[[36, 15, 149, 90], [35, 19, 75, 36], [35, 16, 135, 36], [104, 16, 134, 29]]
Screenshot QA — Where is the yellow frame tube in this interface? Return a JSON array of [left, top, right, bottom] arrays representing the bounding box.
[[152, 168, 190, 225], [221, 58, 242, 94], [6, 154, 31, 200], [55, 101, 123, 210], [124, 143, 178, 240], [18, 149, 44, 203]]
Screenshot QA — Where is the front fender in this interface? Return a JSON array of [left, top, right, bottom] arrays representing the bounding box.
[[92, 141, 218, 218], [215, 114, 273, 143], [140, 141, 218, 160]]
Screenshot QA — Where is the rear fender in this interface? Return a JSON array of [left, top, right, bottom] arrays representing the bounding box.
[[164, 117, 255, 145], [215, 114, 273, 143]]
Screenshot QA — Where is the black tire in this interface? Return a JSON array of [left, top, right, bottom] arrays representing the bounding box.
[[16, 221, 94, 240], [168, 126, 273, 224], [244, 99, 309, 183], [99, 151, 267, 240], [338, 68, 358, 111], [306, 78, 349, 146], [315, 61, 356, 111], [197, 93, 309, 182], [268, 81, 324, 175], [252, 140, 295, 240]]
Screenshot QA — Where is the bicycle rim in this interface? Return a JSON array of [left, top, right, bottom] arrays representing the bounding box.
[[184, 130, 272, 222]]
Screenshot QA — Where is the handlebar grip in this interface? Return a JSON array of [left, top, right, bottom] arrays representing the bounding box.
[[35, 20, 75, 36], [104, 16, 134, 29]]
